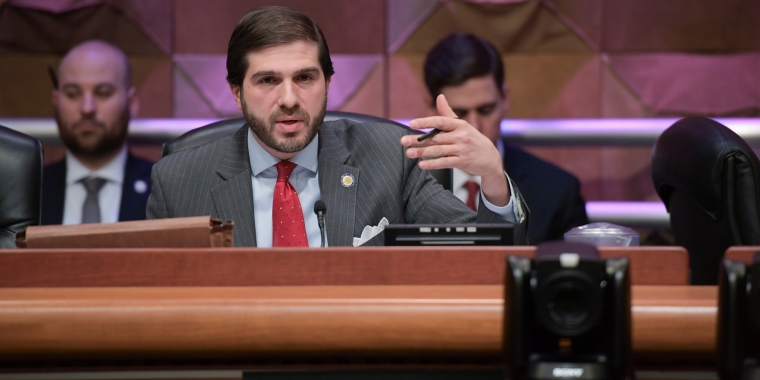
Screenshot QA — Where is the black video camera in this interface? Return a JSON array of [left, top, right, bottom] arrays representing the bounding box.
[[504, 242, 632, 380], [717, 254, 760, 380]]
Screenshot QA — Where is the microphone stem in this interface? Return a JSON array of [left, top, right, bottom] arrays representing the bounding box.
[[318, 212, 326, 247]]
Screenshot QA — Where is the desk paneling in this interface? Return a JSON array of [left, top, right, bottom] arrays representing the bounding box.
[[0, 246, 689, 287], [0, 285, 715, 365], [724, 246, 760, 263], [632, 286, 716, 356]]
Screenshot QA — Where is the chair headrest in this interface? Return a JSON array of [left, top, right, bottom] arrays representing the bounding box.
[[652, 116, 760, 219], [161, 111, 414, 158], [0, 125, 42, 247]]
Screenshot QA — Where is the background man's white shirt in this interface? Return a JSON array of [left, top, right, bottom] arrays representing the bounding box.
[[62, 145, 126, 225]]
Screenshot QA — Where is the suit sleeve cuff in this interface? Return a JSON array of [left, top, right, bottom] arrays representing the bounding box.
[[480, 171, 525, 224]]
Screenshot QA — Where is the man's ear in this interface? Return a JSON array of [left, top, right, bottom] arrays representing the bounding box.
[[51, 89, 59, 108], [325, 75, 331, 93], [230, 84, 242, 111], [424, 94, 437, 117], [501, 83, 511, 115], [127, 87, 139, 118]]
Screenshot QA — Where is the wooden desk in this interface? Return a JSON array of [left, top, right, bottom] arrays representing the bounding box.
[[0, 246, 689, 287], [0, 285, 715, 367], [0, 246, 704, 376], [725, 246, 759, 263]]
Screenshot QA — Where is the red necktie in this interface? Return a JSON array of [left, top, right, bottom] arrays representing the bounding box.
[[272, 161, 308, 247], [464, 180, 480, 211]]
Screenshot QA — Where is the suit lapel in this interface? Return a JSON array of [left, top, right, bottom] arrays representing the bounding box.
[[119, 155, 136, 221], [502, 139, 528, 182], [118, 153, 150, 221], [318, 126, 360, 247], [210, 125, 257, 247], [41, 160, 66, 225]]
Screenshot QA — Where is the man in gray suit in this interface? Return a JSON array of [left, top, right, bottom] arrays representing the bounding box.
[[147, 6, 528, 247]]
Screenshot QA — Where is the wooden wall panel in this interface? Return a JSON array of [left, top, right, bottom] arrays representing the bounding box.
[[602, 0, 760, 52], [174, 0, 386, 55]]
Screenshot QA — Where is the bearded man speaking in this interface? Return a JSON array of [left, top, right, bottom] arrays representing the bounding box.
[[146, 6, 529, 247]]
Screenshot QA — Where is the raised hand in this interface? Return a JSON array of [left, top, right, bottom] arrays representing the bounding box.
[[400, 94, 510, 206]]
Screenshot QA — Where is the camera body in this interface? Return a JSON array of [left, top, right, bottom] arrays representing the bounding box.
[[717, 255, 760, 380], [504, 242, 632, 380]]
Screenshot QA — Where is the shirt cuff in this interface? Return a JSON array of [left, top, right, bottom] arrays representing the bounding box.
[[480, 171, 524, 224]]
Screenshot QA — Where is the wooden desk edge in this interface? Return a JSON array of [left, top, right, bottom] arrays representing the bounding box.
[[0, 285, 716, 362]]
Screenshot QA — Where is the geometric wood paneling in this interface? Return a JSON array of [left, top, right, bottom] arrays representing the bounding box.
[[2, 0, 759, 202]]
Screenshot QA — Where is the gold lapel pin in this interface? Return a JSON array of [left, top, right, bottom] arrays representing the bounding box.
[[341, 173, 355, 188]]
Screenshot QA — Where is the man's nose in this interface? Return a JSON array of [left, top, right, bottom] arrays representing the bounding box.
[[464, 113, 481, 131], [277, 81, 299, 109], [81, 93, 96, 115]]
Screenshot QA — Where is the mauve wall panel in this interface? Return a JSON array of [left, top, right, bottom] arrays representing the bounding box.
[[546, 0, 602, 50], [134, 58, 173, 118], [1, 0, 759, 203], [602, 0, 760, 53], [174, 0, 385, 54], [396, 1, 592, 55]]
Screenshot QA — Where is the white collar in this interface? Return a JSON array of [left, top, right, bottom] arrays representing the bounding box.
[[247, 128, 319, 176], [65, 145, 128, 186]]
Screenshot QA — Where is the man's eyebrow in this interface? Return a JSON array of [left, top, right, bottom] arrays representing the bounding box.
[[251, 67, 320, 78], [251, 70, 279, 78], [476, 102, 498, 109], [295, 67, 320, 75], [60, 83, 80, 91], [60, 82, 117, 90]]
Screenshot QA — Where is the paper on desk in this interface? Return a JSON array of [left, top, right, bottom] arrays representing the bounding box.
[[352, 217, 389, 247]]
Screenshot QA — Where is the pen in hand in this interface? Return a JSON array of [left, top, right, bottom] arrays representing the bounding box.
[[417, 128, 442, 142]]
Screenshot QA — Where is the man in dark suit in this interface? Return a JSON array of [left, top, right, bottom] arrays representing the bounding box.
[[42, 40, 152, 225], [147, 6, 529, 247], [424, 33, 588, 244]]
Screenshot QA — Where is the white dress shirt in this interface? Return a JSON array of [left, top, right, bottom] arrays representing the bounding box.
[[247, 129, 520, 248], [248, 129, 325, 248], [62, 145, 127, 225]]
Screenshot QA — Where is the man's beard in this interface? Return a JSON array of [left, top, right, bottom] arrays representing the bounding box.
[[55, 107, 130, 159], [242, 97, 327, 154]]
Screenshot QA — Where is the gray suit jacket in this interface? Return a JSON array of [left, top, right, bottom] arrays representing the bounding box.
[[147, 120, 528, 246]]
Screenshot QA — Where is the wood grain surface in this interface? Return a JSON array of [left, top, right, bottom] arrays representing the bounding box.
[[724, 246, 760, 263], [0, 285, 715, 363], [0, 246, 689, 287]]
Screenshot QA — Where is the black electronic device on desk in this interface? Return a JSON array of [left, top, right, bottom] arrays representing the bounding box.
[[383, 224, 513, 246], [717, 253, 760, 380], [504, 241, 632, 380]]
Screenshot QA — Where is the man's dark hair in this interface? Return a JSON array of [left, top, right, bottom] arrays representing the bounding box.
[[226, 6, 335, 86], [424, 32, 504, 106]]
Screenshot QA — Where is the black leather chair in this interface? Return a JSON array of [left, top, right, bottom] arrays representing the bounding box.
[[0, 125, 42, 248], [652, 117, 760, 284], [161, 111, 453, 191]]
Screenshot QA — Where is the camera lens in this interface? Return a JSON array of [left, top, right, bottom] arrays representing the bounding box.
[[536, 271, 602, 337], [548, 284, 590, 329]]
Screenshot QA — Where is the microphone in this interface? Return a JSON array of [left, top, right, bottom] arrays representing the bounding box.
[[313, 200, 327, 247]]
